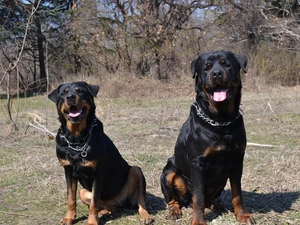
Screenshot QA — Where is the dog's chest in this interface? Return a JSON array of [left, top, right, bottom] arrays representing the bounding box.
[[190, 133, 242, 169], [202, 134, 240, 157], [58, 146, 97, 173]]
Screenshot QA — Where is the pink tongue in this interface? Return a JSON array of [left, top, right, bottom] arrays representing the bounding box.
[[213, 89, 227, 102], [69, 109, 82, 118]]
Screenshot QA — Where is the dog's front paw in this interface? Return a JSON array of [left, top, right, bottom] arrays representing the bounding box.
[[168, 205, 182, 220], [237, 213, 256, 225], [98, 209, 112, 217], [140, 213, 154, 224], [60, 217, 74, 225]]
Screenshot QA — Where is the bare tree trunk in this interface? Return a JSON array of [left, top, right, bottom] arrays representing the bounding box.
[[6, 67, 17, 131], [33, 50, 37, 93], [36, 19, 47, 92], [74, 37, 81, 73], [46, 40, 50, 128], [154, 49, 161, 80], [71, 0, 81, 73], [4, 0, 42, 131]]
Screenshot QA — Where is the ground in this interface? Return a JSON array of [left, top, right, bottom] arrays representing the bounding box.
[[0, 80, 299, 225]]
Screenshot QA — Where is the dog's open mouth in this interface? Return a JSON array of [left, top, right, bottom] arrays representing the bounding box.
[[68, 106, 82, 118], [213, 89, 227, 102], [64, 106, 86, 122], [209, 88, 233, 102]]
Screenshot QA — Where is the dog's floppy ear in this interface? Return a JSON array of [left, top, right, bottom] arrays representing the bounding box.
[[234, 53, 247, 73], [48, 84, 62, 103], [191, 53, 208, 78], [191, 58, 199, 79], [84, 82, 100, 97]]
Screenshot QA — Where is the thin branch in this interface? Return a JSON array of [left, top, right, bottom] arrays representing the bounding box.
[[247, 142, 283, 148], [7, 0, 42, 73], [26, 119, 56, 138], [267, 101, 279, 120], [4, 0, 42, 130]]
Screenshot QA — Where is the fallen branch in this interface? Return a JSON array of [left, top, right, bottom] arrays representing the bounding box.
[[267, 101, 279, 120], [26, 119, 56, 138], [159, 126, 179, 132], [247, 142, 282, 148]]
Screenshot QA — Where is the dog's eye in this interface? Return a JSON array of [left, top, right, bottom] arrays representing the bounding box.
[[205, 63, 212, 70], [224, 63, 232, 68], [62, 88, 69, 95], [75, 87, 84, 94], [220, 59, 231, 68]]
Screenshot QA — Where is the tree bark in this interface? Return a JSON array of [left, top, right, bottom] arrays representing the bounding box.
[[36, 19, 47, 92]]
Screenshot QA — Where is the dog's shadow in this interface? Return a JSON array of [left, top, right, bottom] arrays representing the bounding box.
[[74, 190, 299, 224], [206, 190, 300, 221], [73, 192, 166, 224]]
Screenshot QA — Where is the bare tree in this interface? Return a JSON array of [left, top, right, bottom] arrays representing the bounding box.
[[2, 0, 42, 130]]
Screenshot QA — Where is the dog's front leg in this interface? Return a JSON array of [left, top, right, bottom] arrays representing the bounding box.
[[229, 161, 255, 225], [190, 164, 207, 225], [61, 165, 78, 225], [86, 169, 105, 225]]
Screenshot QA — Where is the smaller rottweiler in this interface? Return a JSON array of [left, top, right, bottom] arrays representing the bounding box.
[[160, 50, 255, 225], [48, 81, 153, 225]]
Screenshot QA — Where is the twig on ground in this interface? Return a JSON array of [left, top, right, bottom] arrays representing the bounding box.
[[247, 142, 282, 148], [159, 126, 179, 132], [26, 119, 56, 138], [267, 101, 279, 120]]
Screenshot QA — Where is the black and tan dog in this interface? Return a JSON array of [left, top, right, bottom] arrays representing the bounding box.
[[48, 81, 153, 225], [160, 50, 255, 225]]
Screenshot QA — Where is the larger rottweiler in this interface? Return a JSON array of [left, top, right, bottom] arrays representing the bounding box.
[[48, 81, 153, 225], [160, 50, 255, 225]]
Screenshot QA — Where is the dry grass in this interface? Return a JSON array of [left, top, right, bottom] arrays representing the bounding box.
[[0, 78, 299, 225]]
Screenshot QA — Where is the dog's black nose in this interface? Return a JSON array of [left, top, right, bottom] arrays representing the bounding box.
[[212, 69, 223, 79], [67, 94, 76, 103]]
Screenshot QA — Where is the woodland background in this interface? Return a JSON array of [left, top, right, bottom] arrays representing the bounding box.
[[1, 0, 300, 92], [1, 0, 300, 128]]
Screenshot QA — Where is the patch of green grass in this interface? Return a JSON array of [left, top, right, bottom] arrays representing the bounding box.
[[278, 113, 300, 122]]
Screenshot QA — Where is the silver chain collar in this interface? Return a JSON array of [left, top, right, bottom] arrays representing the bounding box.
[[192, 102, 240, 127], [60, 118, 98, 157]]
